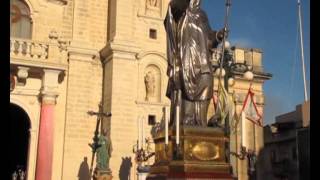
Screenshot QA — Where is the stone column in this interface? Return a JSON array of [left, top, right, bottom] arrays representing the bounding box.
[[35, 69, 61, 180]]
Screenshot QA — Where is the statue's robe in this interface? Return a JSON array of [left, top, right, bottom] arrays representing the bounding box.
[[164, 0, 221, 126], [179, 3, 213, 101], [96, 136, 112, 171]]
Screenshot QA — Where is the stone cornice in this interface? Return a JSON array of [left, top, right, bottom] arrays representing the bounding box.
[[135, 100, 170, 107], [67, 46, 99, 62], [136, 51, 166, 60], [47, 0, 67, 5], [100, 40, 141, 64], [11, 58, 68, 71], [10, 87, 40, 96]]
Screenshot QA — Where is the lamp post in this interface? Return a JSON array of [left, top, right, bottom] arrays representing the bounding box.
[[213, 43, 254, 92], [213, 43, 257, 180], [229, 146, 257, 179], [133, 137, 155, 180]]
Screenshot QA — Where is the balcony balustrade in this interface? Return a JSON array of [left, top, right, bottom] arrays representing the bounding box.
[[10, 38, 49, 60]]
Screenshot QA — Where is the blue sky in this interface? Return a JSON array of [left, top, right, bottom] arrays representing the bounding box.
[[201, 0, 310, 124]]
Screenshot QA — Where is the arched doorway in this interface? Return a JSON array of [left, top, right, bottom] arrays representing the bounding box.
[[10, 103, 31, 179]]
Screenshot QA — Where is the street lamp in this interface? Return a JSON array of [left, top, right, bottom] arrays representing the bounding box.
[[230, 146, 257, 179], [213, 41, 255, 91], [133, 138, 155, 180], [133, 137, 155, 164], [213, 42, 257, 179]]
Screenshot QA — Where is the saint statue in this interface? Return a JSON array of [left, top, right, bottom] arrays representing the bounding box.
[[96, 129, 112, 171], [144, 71, 156, 101], [164, 0, 226, 126]]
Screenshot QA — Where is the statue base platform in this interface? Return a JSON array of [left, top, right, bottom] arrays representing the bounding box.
[[147, 126, 235, 180], [93, 168, 112, 180]]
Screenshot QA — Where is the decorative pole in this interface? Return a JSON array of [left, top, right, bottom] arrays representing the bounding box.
[[218, 0, 232, 83], [142, 116, 145, 149], [176, 106, 180, 145], [165, 107, 169, 145], [87, 102, 112, 178], [297, 0, 308, 102]]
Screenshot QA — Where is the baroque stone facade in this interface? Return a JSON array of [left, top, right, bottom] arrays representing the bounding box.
[[10, 0, 270, 180]]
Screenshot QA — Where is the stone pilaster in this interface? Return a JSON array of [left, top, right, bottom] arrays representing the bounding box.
[[35, 69, 61, 180]]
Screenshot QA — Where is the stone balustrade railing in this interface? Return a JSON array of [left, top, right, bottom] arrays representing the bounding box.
[[10, 38, 49, 60]]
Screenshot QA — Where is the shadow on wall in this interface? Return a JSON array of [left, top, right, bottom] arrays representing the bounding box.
[[119, 157, 132, 180], [78, 157, 90, 180]]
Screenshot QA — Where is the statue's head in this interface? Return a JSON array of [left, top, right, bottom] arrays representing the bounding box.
[[189, 0, 201, 9]]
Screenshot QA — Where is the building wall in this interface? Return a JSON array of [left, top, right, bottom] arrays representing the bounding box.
[[61, 51, 103, 180], [10, 76, 42, 180], [10, 0, 270, 180], [11, 0, 106, 180], [261, 102, 309, 180]]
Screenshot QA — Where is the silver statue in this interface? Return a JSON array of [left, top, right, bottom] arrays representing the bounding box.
[[165, 0, 225, 126]]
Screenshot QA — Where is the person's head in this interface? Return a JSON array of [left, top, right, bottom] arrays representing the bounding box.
[[189, 0, 201, 9]]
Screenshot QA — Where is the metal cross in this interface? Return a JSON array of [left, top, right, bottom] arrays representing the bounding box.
[[87, 103, 112, 118], [87, 102, 112, 179]]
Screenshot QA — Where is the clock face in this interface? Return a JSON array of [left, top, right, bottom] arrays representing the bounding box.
[[10, 74, 16, 92], [11, 5, 22, 23]]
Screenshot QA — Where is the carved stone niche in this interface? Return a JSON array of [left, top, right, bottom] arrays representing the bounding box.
[[144, 65, 161, 103], [146, 0, 161, 16], [147, 0, 159, 8]]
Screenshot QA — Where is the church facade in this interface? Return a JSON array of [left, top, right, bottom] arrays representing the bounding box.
[[10, 0, 271, 180]]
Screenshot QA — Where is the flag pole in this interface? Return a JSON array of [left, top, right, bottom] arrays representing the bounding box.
[[253, 121, 255, 152], [297, 0, 308, 102], [218, 0, 231, 83]]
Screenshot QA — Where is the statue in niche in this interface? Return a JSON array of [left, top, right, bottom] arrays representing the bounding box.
[[164, 0, 226, 126], [148, 0, 158, 7], [145, 71, 156, 101]]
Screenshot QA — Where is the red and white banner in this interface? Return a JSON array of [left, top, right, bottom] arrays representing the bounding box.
[[241, 87, 262, 127]]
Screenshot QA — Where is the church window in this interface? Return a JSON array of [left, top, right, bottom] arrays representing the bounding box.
[[148, 115, 156, 125], [149, 29, 157, 39], [10, 0, 32, 39]]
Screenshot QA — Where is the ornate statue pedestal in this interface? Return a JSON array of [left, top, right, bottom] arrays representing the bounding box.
[[93, 168, 112, 180], [147, 127, 234, 180], [137, 166, 151, 180]]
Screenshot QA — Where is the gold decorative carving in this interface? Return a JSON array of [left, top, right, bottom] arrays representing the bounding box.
[[191, 142, 220, 161], [148, 127, 233, 178]]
